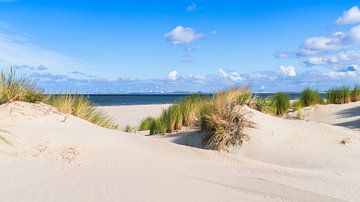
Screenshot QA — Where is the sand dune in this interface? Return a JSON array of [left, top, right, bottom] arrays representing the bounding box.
[[96, 104, 170, 127], [304, 101, 360, 131], [1, 101, 360, 202]]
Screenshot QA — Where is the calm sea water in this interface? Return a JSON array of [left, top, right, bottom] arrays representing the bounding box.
[[86, 93, 325, 106]]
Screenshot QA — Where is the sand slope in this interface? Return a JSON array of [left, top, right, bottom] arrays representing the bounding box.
[[304, 101, 360, 131], [1, 101, 360, 202]]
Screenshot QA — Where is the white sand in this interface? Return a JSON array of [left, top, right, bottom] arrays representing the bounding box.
[[96, 104, 170, 128], [1, 101, 360, 202], [304, 101, 360, 131]]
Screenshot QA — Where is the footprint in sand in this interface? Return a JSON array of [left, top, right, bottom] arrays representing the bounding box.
[[60, 147, 80, 163]]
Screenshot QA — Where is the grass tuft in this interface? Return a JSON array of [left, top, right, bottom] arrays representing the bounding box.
[[139, 87, 254, 150], [0, 67, 44, 104], [123, 125, 136, 133], [351, 85, 360, 102], [47, 94, 118, 129], [201, 87, 253, 150], [271, 92, 290, 116], [326, 86, 351, 104], [299, 87, 322, 107], [139, 117, 156, 131], [139, 95, 208, 135], [291, 99, 302, 111]]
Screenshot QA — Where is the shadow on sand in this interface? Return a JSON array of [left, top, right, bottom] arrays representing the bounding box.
[[335, 105, 360, 130], [161, 130, 205, 149]]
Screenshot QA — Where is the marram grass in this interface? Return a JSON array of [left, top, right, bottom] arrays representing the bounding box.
[[139, 117, 156, 131], [326, 86, 351, 104], [47, 94, 118, 129], [351, 85, 360, 102], [0, 67, 44, 104], [201, 87, 254, 150], [299, 87, 322, 107], [271, 92, 290, 116], [139, 87, 254, 150], [0, 67, 117, 129], [123, 125, 136, 133], [139, 95, 208, 135]]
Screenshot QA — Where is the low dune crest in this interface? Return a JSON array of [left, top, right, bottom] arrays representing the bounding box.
[[304, 101, 360, 131], [1, 101, 360, 202]]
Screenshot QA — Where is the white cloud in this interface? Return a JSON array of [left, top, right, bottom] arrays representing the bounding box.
[[349, 24, 360, 43], [298, 32, 346, 55], [186, 2, 198, 12], [219, 68, 228, 77], [165, 25, 203, 45], [31, 67, 360, 93], [168, 70, 177, 80], [304, 51, 360, 66], [279, 65, 296, 77], [336, 6, 360, 25], [218, 68, 243, 81], [324, 65, 359, 78], [297, 23, 360, 57], [305, 56, 338, 66], [274, 50, 291, 58]]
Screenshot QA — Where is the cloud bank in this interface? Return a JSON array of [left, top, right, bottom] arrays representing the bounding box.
[[23, 66, 360, 94]]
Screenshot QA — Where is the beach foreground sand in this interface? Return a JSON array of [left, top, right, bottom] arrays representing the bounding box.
[[1, 101, 360, 202]]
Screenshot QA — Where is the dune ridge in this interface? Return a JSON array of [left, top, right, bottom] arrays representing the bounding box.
[[0, 101, 360, 202]]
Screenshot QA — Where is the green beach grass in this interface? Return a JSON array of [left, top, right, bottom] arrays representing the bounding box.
[[200, 87, 254, 150], [327, 86, 351, 104], [0, 68, 117, 129], [270, 92, 290, 116], [48, 94, 118, 129], [139, 87, 253, 150], [0, 67, 44, 104], [299, 88, 322, 107], [351, 85, 360, 102]]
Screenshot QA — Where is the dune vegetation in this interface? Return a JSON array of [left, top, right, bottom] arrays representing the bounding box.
[[299, 88, 322, 107], [326, 86, 352, 104], [139, 87, 254, 150], [270, 92, 290, 116], [351, 85, 360, 102], [139, 94, 207, 135], [48, 95, 117, 129], [0, 67, 44, 104], [138, 85, 359, 150], [0, 68, 117, 129], [200, 88, 254, 150], [252, 95, 273, 114]]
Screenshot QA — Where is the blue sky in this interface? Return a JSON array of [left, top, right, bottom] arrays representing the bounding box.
[[1, 0, 360, 93]]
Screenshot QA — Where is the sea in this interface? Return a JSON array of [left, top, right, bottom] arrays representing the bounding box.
[[85, 93, 326, 106]]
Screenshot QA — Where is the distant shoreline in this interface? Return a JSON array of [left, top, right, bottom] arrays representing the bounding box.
[[74, 93, 327, 106]]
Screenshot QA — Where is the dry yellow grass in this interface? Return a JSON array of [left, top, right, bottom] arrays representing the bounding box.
[[201, 87, 254, 150]]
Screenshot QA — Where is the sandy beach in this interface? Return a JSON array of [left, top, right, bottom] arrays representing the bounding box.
[[0, 101, 359, 202], [96, 104, 170, 128], [3, 2, 360, 202]]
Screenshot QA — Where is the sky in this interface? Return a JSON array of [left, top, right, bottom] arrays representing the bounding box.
[[1, 0, 360, 93]]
